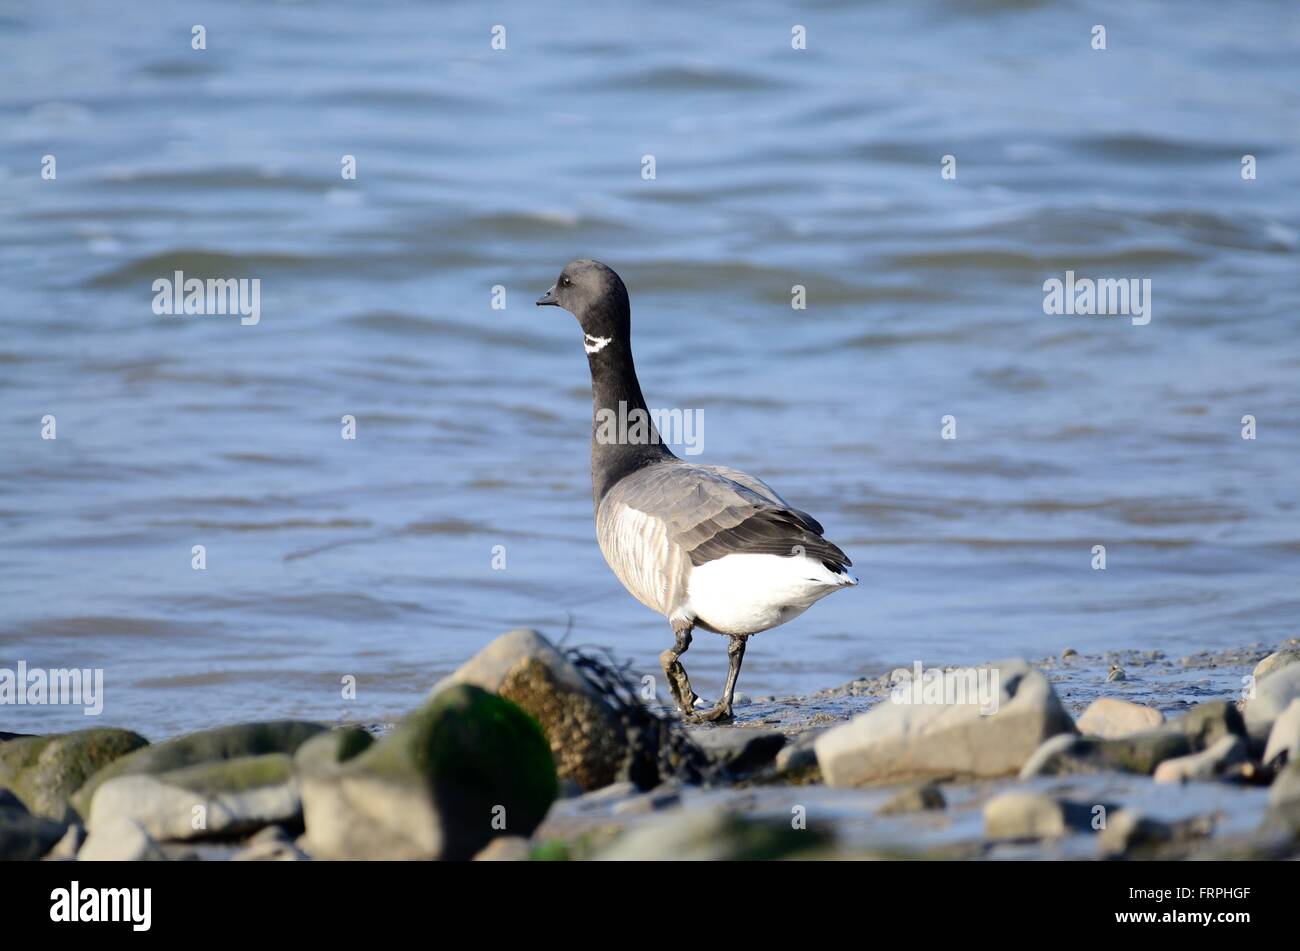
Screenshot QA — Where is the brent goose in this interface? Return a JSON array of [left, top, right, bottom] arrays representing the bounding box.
[[537, 259, 856, 722]]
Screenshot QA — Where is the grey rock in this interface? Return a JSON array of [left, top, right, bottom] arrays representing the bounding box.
[[1097, 809, 1175, 856], [42, 822, 84, 861], [1076, 698, 1164, 738], [300, 684, 556, 861], [1262, 698, 1300, 768], [563, 780, 638, 804], [1171, 701, 1247, 751], [432, 627, 589, 696], [877, 783, 946, 816], [596, 806, 828, 861], [688, 728, 785, 775], [984, 791, 1099, 840], [70, 721, 325, 818], [1106, 665, 1127, 682], [473, 836, 532, 861], [434, 628, 627, 792], [85, 753, 299, 842], [78, 817, 167, 861], [1245, 664, 1300, 741], [0, 796, 67, 861], [292, 727, 374, 773], [1253, 649, 1300, 684], [1267, 759, 1300, 806], [231, 825, 308, 861], [1020, 729, 1192, 778], [816, 660, 1075, 786], [769, 732, 822, 784], [1018, 734, 1079, 777], [1153, 735, 1249, 783], [611, 786, 681, 815], [0, 728, 148, 820], [1267, 759, 1300, 831]]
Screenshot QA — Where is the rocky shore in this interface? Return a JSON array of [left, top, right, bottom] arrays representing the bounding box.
[[3, 630, 1299, 861]]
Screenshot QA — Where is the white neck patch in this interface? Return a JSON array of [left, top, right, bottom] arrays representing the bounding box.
[[584, 333, 612, 354]]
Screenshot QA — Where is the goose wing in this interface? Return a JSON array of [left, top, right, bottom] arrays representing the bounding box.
[[597, 462, 852, 592]]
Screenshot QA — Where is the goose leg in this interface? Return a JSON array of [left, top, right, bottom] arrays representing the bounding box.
[[695, 635, 747, 723], [659, 621, 697, 716]]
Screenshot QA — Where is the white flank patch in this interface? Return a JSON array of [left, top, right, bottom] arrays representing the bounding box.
[[685, 553, 856, 636], [584, 333, 612, 354]]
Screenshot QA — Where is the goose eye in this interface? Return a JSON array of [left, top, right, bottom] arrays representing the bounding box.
[[561, 277, 571, 286]]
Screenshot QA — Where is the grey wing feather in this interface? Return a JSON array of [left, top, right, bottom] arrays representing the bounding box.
[[598, 462, 850, 579]]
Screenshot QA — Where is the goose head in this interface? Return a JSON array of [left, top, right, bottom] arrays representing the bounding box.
[[537, 259, 629, 355]]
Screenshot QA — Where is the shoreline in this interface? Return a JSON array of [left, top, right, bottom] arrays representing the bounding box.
[[708, 640, 1271, 740], [2, 633, 1297, 861]]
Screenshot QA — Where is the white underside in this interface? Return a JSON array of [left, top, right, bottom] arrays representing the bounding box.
[[684, 553, 857, 636]]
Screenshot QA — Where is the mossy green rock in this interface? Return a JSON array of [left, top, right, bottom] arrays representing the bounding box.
[[1171, 701, 1246, 751], [71, 720, 325, 818], [292, 726, 374, 775], [300, 685, 557, 860], [154, 752, 294, 797], [435, 629, 628, 791], [0, 728, 148, 819], [1020, 730, 1192, 777]]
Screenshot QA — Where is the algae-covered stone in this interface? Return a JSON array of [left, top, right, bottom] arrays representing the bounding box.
[[1086, 730, 1194, 774], [1019, 730, 1191, 778], [85, 753, 299, 842], [70, 720, 325, 818], [435, 628, 627, 792], [0, 728, 148, 819], [1171, 701, 1246, 751], [292, 727, 373, 774], [301, 684, 557, 860], [815, 659, 1075, 785]]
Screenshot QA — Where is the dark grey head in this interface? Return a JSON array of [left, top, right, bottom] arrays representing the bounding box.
[[536, 259, 630, 352]]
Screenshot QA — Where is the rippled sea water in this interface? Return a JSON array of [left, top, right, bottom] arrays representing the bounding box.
[[2, 1, 1298, 736]]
